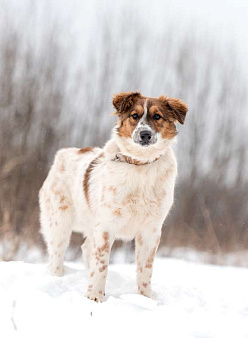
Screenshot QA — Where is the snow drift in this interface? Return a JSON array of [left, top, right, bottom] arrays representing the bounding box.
[[1, 258, 248, 338]]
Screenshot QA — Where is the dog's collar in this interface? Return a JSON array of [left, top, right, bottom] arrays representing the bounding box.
[[112, 153, 161, 166]]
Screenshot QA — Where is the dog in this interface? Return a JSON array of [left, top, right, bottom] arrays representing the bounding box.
[[39, 91, 187, 302]]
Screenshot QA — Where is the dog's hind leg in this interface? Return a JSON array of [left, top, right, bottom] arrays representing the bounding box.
[[81, 237, 93, 270], [39, 183, 74, 277]]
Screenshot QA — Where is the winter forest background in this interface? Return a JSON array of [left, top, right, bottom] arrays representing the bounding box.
[[0, 0, 247, 265]]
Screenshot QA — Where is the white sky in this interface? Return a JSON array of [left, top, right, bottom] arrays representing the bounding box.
[[3, 0, 248, 74], [62, 0, 248, 77]]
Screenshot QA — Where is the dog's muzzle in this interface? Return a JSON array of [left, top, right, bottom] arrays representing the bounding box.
[[132, 127, 157, 147]]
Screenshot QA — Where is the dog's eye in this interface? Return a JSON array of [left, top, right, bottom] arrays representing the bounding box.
[[153, 113, 161, 120], [131, 113, 139, 120]]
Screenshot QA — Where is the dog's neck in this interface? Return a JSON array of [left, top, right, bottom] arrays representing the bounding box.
[[111, 153, 162, 166]]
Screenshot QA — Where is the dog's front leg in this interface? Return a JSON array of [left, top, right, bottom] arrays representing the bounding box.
[[135, 228, 161, 298], [86, 227, 114, 302]]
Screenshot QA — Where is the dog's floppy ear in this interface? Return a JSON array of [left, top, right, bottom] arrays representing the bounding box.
[[112, 92, 141, 115], [159, 95, 188, 124]]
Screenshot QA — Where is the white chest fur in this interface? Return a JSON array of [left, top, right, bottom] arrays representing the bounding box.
[[81, 143, 177, 240]]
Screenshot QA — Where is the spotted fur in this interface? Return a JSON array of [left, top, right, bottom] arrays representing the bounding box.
[[39, 92, 188, 302]]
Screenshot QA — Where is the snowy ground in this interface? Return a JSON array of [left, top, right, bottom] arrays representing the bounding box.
[[1, 258, 248, 338]]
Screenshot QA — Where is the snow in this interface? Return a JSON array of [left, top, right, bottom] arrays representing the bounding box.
[[1, 258, 248, 338]]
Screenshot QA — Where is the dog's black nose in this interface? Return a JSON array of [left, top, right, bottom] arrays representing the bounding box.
[[140, 130, 152, 144]]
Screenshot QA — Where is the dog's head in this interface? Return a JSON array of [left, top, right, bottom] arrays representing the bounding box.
[[112, 92, 187, 153]]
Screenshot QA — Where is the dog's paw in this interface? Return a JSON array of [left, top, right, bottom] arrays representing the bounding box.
[[48, 264, 64, 277], [86, 289, 104, 303], [138, 285, 152, 298]]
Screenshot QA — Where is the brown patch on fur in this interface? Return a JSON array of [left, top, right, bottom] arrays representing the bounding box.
[[83, 163, 94, 206], [145, 263, 152, 269], [113, 208, 121, 217], [122, 192, 138, 206], [95, 250, 104, 258], [143, 283, 148, 288], [59, 196, 66, 203], [78, 147, 94, 154], [122, 191, 141, 214], [90, 272, 94, 277], [103, 232, 109, 242], [99, 265, 107, 272], [108, 186, 116, 194], [145, 237, 161, 269], [83, 153, 103, 207], [94, 232, 110, 262], [136, 251, 143, 273], [59, 205, 68, 211]]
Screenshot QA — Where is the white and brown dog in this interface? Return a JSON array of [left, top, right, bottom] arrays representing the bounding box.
[[39, 91, 187, 302]]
